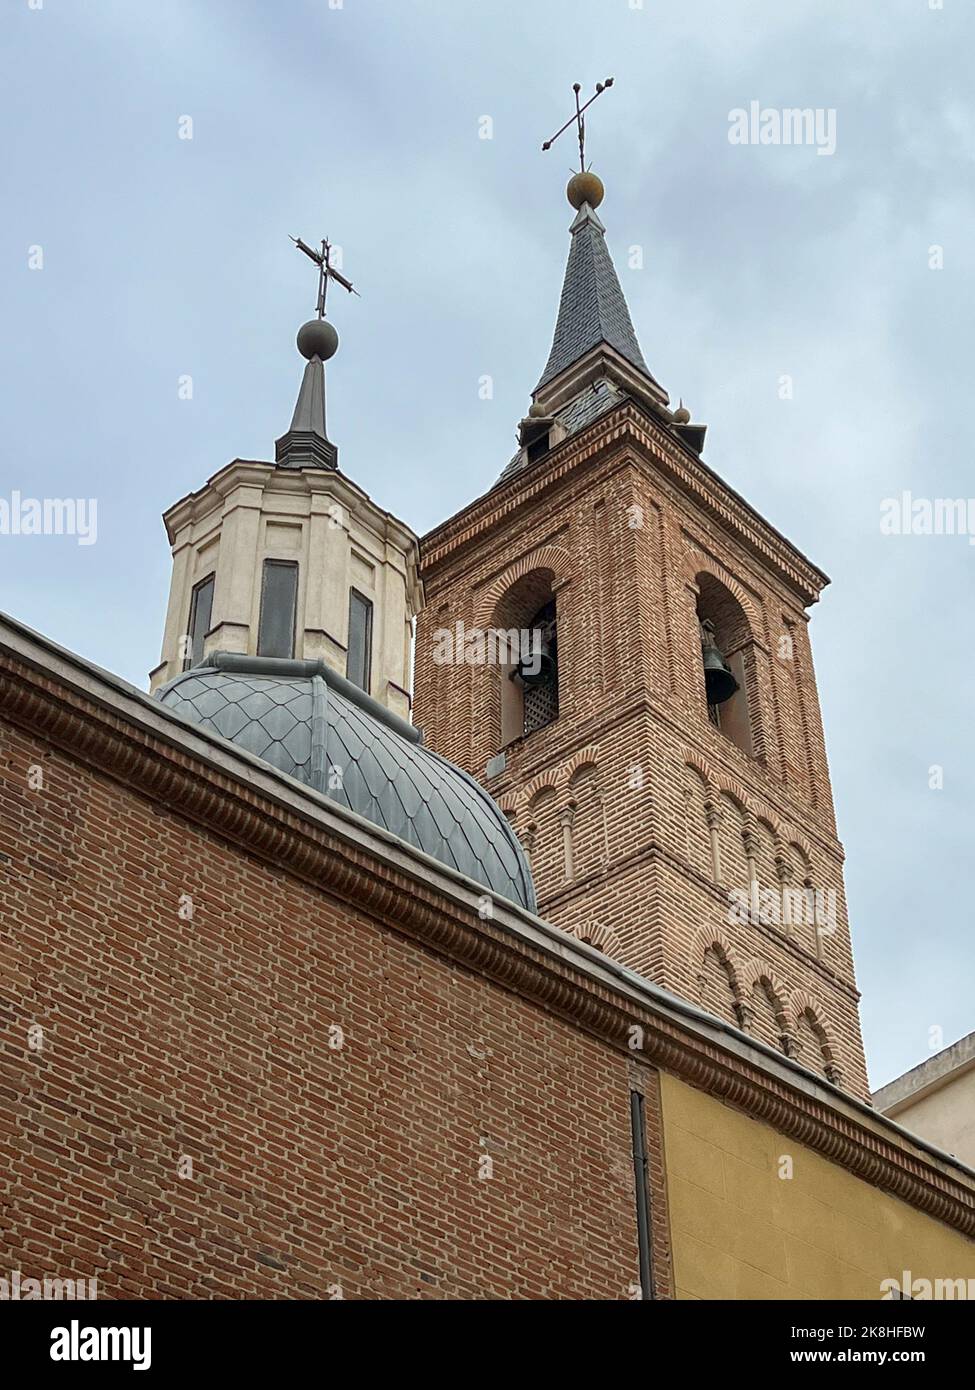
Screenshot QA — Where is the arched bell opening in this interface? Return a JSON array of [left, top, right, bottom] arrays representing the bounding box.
[[695, 573, 754, 757], [492, 571, 560, 745]]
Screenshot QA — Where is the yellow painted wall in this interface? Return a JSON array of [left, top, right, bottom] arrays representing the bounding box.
[[660, 1073, 975, 1300]]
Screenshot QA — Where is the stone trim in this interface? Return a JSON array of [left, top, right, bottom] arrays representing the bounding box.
[[1, 615, 973, 1241], [873, 1032, 975, 1114]]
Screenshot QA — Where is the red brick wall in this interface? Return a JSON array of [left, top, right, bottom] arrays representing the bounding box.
[[415, 414, 869, 1099], [0, 720, 669, 1300]]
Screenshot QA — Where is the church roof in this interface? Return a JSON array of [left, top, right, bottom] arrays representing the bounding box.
[[535, 203, 651, 393], [156, 654, 535, 911]]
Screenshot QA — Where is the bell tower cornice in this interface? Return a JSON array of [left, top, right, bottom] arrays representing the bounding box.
[[422, 404, 829, 610], [163, 457, 421, 566]]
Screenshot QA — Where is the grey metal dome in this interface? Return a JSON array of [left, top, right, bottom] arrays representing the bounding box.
[[156, 653, 535, 911]]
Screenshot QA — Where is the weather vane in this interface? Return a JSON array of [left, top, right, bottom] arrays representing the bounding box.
[[541, 78, 614, 172], [290, 235, 359, 320]]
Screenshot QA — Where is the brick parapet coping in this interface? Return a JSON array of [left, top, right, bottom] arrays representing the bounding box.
[[1, 611, 973, 1241]]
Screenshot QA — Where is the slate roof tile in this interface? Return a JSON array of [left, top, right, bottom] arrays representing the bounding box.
[[157, 663, 535, 910]]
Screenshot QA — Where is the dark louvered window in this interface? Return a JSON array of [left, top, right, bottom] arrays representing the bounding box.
[[347, 589, 373, 693], [257, 560, 298, 659], [184, 574, 214, 671], [522, 600, 558, 735]]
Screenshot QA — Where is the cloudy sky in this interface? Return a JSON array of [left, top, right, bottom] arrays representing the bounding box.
[[3, 0, 972, 1090]]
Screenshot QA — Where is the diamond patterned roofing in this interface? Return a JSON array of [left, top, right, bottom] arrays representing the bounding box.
[[157, 659, 535, 911]]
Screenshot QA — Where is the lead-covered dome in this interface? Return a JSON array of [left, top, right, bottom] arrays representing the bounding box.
[[156, 653, 535, 911]]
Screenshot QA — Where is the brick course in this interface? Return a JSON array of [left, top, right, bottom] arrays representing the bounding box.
[[0, 720, 667, 1299]]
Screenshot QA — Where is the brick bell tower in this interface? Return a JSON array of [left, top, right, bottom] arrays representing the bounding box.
[[413, 161, 870, 1099]]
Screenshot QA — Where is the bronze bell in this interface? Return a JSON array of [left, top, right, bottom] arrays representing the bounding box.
[[513, 651, 557, 687], [513, 613, 557, 687], [700, 620, 738, 705]]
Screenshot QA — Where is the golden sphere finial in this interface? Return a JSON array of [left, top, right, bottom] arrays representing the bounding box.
[[567, 170, 604, 210]]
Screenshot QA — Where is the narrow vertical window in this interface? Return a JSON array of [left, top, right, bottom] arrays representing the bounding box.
[[520, 599, 558, 736], [629, 1090, 653, 1301], [347, 589, 373, 693], [526, 429, 550, 465], [257, 560, 298, 659], [184, 573, 214, 671]]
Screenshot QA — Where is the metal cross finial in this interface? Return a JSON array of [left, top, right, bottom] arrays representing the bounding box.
[[541, 78, 615, 172], [290, 235, 359, 319]]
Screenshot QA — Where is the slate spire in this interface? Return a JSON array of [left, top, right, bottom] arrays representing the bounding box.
[[536, 202, 649, 390], [275, 318, 340, 470], [533, 172, 665, 408]]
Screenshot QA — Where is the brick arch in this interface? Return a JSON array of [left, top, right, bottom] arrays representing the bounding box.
[[476, 545, 574, 628], [785, 835, 814, 868], [518, 765, 563, 809], [717, 786, 748, 818], [571, 922, 621, 957], [526, 781, 559, 813], [521, 782, 562, 893], [688, 558, 770, 764], [680, 749, 715, 792], [681, 762, 714, 879], [790, 990, 837, 1063], [693, 928, 745, 1028], [690, 927, 743, 996], [683, 756, 786, 837], [563, 759, 603, 881], [516, 747, 602, 811], [714, 789, 747, 891], [741, 958, 788, 995], [750, 817, 780, 903], [718, 772, 750, 809], [564, 745, 601, 784], [687, 764, 796, 864], [680, 550, 763, 638], [740, 959, 790, 1031], [755, 812, 783, 841], [684, 762, 710, 796]]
